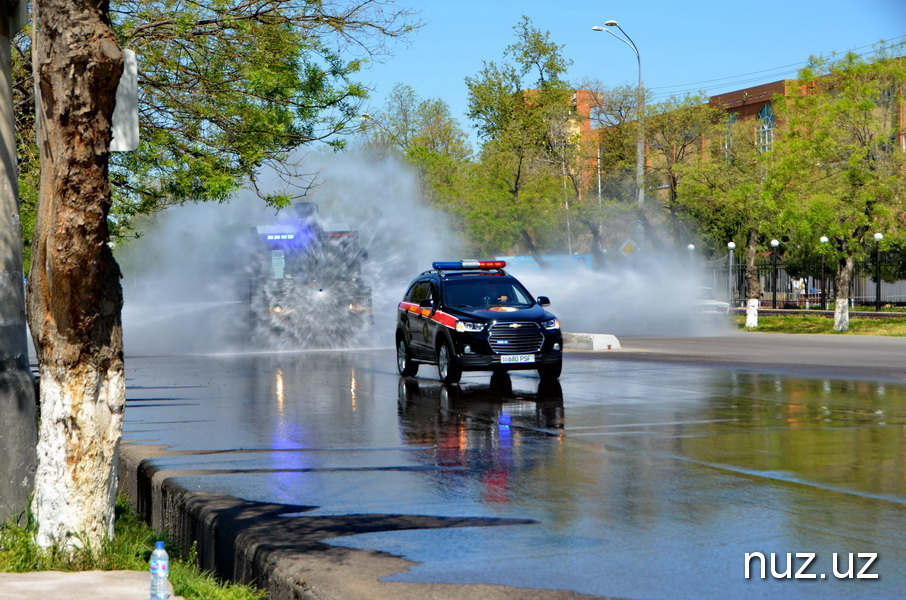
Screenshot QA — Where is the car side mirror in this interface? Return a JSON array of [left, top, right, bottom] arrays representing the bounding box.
[[537, 296, 551, 307], [419, 298, 436, 311]]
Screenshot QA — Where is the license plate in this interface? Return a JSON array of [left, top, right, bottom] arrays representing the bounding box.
[[500, 354, 535, 364]]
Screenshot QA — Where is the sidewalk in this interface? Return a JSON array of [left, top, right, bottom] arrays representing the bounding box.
[[0, 570, 184, 600]]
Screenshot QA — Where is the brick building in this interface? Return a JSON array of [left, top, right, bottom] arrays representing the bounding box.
[[575, 74, 905, 200]]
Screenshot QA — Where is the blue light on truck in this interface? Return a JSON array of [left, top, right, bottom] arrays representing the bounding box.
[[266, 234, 295, 240]]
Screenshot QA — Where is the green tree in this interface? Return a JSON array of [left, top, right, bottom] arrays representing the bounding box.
[[359, 83, 472, 219], [575, 81, 644, 266], [578, 83, 724, 260], [13, 0, 419, 257], [773, 46, 906, 331], [20, 0, 418, 551], [644, 94, 725, 246], [676, 114, 794, 327], [362, 83, 470, 159], [462, 143, 563, 257], [464, 16, 573, 266]]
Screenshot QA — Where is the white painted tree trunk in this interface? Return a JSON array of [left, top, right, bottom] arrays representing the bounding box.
[[27, 0, 125, 551], [743, 229, 761, 329], [834, 297, 850, 332], [33, 364, 124, 548], [745, 298, 759, 328], [833, 256, 853, 333]]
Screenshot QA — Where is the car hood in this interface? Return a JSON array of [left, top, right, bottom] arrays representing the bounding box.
[[446, 303, 554, 322]]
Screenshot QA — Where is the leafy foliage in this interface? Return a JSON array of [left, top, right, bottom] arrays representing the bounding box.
[[463, 16, 575, 263], [644, 95, 724, 239], [361, 82, 471, 161], [13, 0, 419, 248], [773, 47, 906, 275], [675, 112, 791, 300], [674, 42, 906, 329]]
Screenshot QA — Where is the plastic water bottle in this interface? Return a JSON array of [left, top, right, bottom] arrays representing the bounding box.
[[149, 541, 170, 600]]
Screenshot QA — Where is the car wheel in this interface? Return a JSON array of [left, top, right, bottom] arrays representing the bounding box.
[[537, 360, 562, 381], [437, 340, 462, 384], [397, 337, 418, 377]]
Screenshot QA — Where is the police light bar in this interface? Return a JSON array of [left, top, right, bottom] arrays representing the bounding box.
[[432, 260, 507, 270]]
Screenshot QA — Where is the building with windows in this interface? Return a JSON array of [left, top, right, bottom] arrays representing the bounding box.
[[709, 80, 788, 154], [577, 74, 904, 198]]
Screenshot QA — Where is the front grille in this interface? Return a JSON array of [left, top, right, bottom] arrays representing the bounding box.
[[488, 322, 544, 354]]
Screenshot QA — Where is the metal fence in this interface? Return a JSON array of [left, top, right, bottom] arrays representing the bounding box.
[[701, 254, 906, 309]]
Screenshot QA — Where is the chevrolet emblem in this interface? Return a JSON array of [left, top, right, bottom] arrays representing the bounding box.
[[509, 323, 521, 328]]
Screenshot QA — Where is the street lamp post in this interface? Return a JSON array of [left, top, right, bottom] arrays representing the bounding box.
[[874, 232, 884, 312], [592, 20, 644, 205], [819, 236, 828, 310], [770, 239, 780, 309], [727, 242, 736, 306]]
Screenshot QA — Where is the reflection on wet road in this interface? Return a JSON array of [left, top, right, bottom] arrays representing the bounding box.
[[124, 350, 906, 599]]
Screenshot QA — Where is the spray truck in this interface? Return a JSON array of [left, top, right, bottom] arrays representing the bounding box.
[[247, 202, 372, 348]]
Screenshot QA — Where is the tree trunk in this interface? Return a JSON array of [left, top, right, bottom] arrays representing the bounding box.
[[521, 229, 552, 269], [634, 208, 668, 253], [579, 218, 607, 269], [833, 256, 854, 332], [744, 229, 761, 328], [26, 0, 124, 550]]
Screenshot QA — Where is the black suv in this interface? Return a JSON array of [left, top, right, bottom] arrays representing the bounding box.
[[396, 261, 562, 383]]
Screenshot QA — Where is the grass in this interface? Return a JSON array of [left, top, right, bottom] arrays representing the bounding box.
[[0, 497, 265, 600], [735, 313, 906, 336]]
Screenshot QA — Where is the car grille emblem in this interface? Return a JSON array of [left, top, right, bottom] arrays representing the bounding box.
[[510, 323, 521, 328]]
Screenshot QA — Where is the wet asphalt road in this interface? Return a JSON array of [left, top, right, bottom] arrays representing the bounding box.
[[123, 334, 906, 600]]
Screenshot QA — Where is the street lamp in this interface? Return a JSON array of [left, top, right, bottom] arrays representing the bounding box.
[[770, 239, 780, 309], [874, 232, 884, 312], [819, 236, 829, 310], [727, 242, 736, 306], [592, 20, 645, 205]]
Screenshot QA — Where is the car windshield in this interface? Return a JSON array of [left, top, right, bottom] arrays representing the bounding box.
[[443, 277, 534, 308]]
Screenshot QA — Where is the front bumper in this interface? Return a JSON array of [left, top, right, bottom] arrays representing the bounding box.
[[450, 329, 562, 371], [457, 352, 562, 371]]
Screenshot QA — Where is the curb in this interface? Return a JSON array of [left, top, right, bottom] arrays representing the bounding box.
[[563, 332, 621, 351], [118, 443, 605, 600]]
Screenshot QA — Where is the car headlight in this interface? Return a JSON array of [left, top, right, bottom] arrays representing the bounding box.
[[455, 321, 486, 332], [347, 302, 370, 313], [543, 318, 560, 330]]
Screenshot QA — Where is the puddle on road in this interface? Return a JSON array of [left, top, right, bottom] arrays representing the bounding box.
[[666, 374, 906, 501], [126, 354, 906, 599], [398, 369, 906, 504], [387, 368, 906, 599]]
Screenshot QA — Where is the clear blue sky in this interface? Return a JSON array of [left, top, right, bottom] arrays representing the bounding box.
[[357, 0, 905, 143]]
